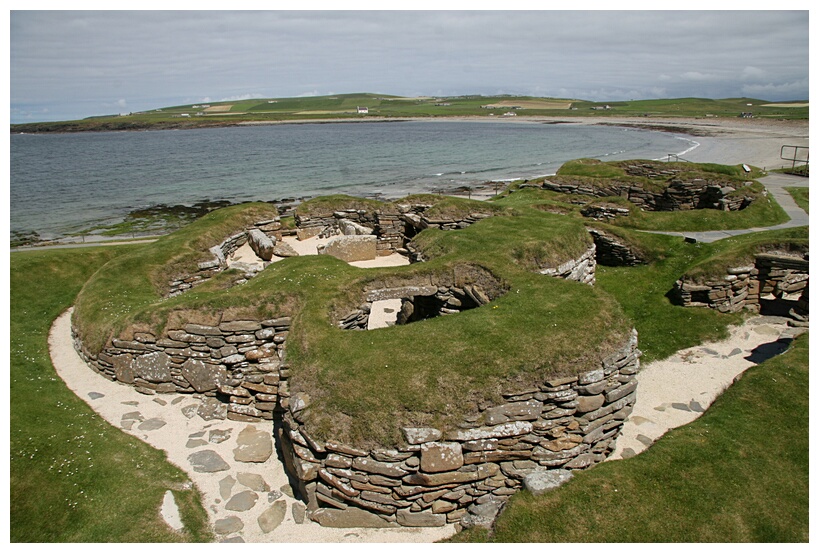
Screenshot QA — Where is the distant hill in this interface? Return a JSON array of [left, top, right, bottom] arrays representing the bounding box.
[[10, 93, 808, 133]]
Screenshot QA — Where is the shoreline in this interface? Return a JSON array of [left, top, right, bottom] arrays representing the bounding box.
[[11, 116, 807, 249]]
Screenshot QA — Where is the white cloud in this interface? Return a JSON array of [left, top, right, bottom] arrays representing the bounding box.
[[218, 93, 264, 102], [9, 10, 809, 122], [741, 66, 766, 80], [741, 79, 809, 99], [680, 72, 714, 81]]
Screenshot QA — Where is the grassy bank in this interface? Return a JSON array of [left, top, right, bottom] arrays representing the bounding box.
[[786, 187, 809, 213], [452, 332, 809, 542], [10, 246, 213, 542]]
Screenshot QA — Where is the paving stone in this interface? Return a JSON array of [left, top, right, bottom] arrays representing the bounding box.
[[209, 429, 232, 443], [186, 438, 208, 448], [225, 490, 259, 512], [233, 426, 273, 463], [257, 500, 287, 533], [620, 448, 637, 459], [181, 405, 199, 419], [280, 484, 295, 498], [219, 475, 236, 500], [188, 450, 230, 473], [636, 434, 654, 447], [237, 472, 269, 492], [197, 397, 228, 421], [88, 392, 104, 400], [137, 418, 166, 431], [672, 402, 692, 412], [268, 490, 283, 502], [153, 398, 167, 406], [214, 516, 243, 535], [689, 401, 705, 413]]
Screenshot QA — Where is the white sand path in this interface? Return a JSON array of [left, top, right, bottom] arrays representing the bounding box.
[[49, 309, 454, 543], [610, 316, 807, 460]]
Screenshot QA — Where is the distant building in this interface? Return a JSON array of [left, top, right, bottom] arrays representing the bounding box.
[[357, 106, 369, 114], [501, 111, 517, 117], [591, 105, 612, 111]]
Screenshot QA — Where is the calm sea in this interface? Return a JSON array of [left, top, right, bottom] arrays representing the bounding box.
[[10, 120, 695, 239]]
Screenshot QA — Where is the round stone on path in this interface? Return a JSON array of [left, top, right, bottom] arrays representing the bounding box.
[[160, 490, 184, 531], [214, 516, 244, 535], [233, 426, 273, 463], [257, 500, 287, 533], [188, 450, 230, 473], [225, 490, 258, 512]]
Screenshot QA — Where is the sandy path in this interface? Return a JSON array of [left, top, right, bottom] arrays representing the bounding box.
[[610, 316, 807, 460], [49, 309, 456, 543]]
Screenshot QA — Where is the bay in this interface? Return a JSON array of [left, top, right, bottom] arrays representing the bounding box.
[[10, 120, 695, 240]]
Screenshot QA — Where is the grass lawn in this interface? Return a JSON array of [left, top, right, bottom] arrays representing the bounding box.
[[785, 186, 809, 213], [10, 247, 213, 542], [451, 332, 809, 542]]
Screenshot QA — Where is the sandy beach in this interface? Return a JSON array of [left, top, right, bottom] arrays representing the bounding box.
[[42, 115, 809, 542]]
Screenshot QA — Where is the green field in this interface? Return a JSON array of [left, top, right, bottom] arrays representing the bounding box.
[[10, 93, 808, 133]]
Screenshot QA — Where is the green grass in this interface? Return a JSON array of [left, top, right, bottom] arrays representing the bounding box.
[[785, 187, 809, 213], [607, 189, 789, 232], [592, 225, 807, 362], [10, 94, 807, 132], [531, 159, 789, 232], [10, 247, 213, 542], [453, 332, 809, 542]]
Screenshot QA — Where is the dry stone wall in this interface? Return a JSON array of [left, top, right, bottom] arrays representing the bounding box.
[[589, 230, 644, 267], [672, 252, 809, 317], [167, 219, 281, 297], [278, 329, 640, 529], [542, 177, 754, 212], [539, 244, 596, 285], [74, 316, 292, 422]]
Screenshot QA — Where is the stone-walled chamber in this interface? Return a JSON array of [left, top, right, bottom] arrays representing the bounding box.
[[72, 201, 642, 529]]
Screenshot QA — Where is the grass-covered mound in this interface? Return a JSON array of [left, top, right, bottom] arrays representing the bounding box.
[[496, 159, 788, 232], [72, 202, 281, 353], [72, 199, 632, 449]]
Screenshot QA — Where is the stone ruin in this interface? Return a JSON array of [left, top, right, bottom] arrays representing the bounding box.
[[671, 251, 809, 323], [72, 198, 653, 531], [543, 161, 756, 213]]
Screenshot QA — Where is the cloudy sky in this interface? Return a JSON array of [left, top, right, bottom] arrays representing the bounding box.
[[9, 8, 810, 123]]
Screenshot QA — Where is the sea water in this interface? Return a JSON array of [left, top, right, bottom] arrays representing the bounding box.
[[10, 120, 695, 239]]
